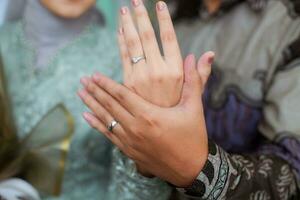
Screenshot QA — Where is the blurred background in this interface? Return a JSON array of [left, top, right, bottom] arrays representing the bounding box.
[[0, 0, 132, 29]]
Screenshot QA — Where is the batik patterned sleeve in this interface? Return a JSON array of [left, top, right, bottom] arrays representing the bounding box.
[[177, 141, 299, 200], [177, 41, 300, 200]]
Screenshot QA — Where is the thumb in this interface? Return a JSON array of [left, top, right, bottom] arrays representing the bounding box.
[[197, 51, 215, 88], [179, 54, 202, 106]]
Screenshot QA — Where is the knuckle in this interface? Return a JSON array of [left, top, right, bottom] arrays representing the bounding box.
[[161, 30, 176, 43], [136, 10, 147, 18], [127, 37, 140, 49], [172, 71, 183, 83], [138, 112, 157, 127], [86, 82, 96, 93], [154, 75, 163, 84], [103, 98, 113, 110], [114, 86, 126, 101], [149, 71, 163, 83], [128, 126, 138, 134], [141, 30, 155, 42]]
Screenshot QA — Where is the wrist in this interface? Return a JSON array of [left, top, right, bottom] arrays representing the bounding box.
[[176, 140, 209, 187]]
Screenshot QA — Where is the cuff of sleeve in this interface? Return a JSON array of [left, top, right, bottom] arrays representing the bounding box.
[[176, 141, 236, 199]]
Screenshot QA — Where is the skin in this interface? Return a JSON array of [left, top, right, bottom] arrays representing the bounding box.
[[204, 0, 221, 14], [40, 0, 96, 19], [79, 0, 214, 185], [79, 55, 210, 187]]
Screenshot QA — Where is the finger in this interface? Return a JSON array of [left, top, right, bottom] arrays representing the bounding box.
[[197, 51, 214, 87], [78, 87, 131, 144], [82, 112, 125, 150], [179, 54, 202, 106], [80, 77, 134, 126], [131, 0, 161, 61], [92, 73, 154, 116], [156, 1, 182, 66], [78, 87, 112, 124], [120, 6, 145, 65], [117, 27, 132, 82]]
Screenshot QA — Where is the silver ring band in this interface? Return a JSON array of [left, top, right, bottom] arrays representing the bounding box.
[[107, 120, 118, 132], [131, 56, 145, 65]]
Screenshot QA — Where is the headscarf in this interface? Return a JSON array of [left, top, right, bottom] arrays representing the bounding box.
[[23, 0, 104, 69]]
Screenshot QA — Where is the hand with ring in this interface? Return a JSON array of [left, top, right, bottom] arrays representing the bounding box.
[[79, 54, 210, 187], [78, 0, 214, 179], [117, 0, 214, 107]]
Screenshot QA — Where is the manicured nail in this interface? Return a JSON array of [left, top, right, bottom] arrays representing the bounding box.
[[157, 1, 166, 11], [93, 72, 102, 81], [80, 77, 89, 87], [120, 7, 128, 15], [83, 112, 93, 123], [77, 89, 87, 98], [207, 52, 215, 65], [132, 0, 140, 7], [185, 54, 196, 68]]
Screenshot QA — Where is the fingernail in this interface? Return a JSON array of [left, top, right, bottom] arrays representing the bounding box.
[[118, 27, 124, 35], [80, 77, 89, 87], [132, 0, 140, 7], [207, 52, 215, 65], [120, 7, 128, 15], [157, 1, 166, 11], [77, 89, 86, 98], [83, 112, 92, 123], [93, 72, 102, 81], [185, 54, 195, 68]]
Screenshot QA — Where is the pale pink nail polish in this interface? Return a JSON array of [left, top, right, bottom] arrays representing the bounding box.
[[83, 112, 92, 123], [93, 73, 102, 81], [132, 0, 140, 7], [207, 52, 215, 65], [77, 89, 86, 98], [120, 7, 128, 15], [80, 77, 89, 87], [157, 1, 166, 11]]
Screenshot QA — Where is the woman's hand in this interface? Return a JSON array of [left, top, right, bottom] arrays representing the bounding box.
[[117, 0, 213, 107], [80, 0, 214, 178], [78, 55, 209, 187]]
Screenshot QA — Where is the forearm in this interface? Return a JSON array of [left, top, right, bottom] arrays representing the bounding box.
[[178, 141, 299, 200]]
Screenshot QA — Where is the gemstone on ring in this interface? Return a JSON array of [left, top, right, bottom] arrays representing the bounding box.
[[131, 55, 145, 64], [107, 120, 118, 132]]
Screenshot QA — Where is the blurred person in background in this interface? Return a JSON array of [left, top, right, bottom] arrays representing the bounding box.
[[0, 0, 122, 199], [79, 0, 300, 199], [0, 56, 40, 200], [0, 0, 8, 25]]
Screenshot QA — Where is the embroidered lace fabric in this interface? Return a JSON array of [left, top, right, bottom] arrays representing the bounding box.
[[0, 22, 170, 199]]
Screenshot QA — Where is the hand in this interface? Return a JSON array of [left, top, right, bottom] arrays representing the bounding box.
[[117, 0, 214, 107], [78, 55, 209, 187], [81, 0, 214, 177]]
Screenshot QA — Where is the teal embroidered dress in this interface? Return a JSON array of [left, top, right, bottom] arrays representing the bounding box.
[[0, 21, 121, 199], [0, 13, 170, 200]]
